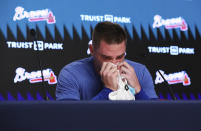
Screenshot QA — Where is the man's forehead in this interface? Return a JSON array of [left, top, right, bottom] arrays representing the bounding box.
[[98, 40, 126, 50], [101, 52, 125, 58]]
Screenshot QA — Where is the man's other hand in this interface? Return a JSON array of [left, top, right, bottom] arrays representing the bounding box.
[[100, 62, 118, 91]]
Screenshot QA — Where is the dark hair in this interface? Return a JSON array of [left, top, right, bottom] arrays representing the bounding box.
[[92, 21, 127, 50]]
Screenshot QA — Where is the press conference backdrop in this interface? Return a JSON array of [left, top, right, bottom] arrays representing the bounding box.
[[0, 0, 201, 100]]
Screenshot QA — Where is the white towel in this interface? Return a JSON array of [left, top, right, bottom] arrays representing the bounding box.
[[108, 69, 135, 100]]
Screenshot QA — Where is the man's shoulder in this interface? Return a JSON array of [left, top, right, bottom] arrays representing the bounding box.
[[63, 57, 93, 71], [125, 59, 146, 70], [64, 57, 92, 68]]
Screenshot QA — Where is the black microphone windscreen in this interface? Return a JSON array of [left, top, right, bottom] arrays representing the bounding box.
[[30, 29, 36, 37]]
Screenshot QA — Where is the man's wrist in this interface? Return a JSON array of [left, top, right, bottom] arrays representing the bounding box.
[[135, 86, 141, 94], [106, 85, 118, 91]]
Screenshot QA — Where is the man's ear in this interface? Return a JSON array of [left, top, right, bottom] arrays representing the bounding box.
[[89, 44, 94, 55]]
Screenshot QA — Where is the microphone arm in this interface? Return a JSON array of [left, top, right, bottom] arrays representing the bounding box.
[[157, 70, 177, 100], [139, 46, 177, 100]]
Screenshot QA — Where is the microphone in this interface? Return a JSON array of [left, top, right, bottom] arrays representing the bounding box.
[[30, 29, 36, 37], [30, 28, 48, 100]]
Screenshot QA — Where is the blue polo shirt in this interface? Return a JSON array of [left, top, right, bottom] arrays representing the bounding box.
[[56, 56, 158, 100]]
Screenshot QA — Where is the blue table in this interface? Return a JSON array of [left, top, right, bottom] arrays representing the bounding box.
[[1, 101, 201, 131]]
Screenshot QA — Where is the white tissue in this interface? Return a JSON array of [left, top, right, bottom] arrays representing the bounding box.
[[108, 65, 135, 100]]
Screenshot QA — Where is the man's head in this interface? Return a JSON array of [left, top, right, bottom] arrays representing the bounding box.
[[89, 21, 127, 71]]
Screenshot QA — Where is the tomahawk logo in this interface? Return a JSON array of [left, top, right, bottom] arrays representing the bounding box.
[[155, 70, 191, 86], [153, 15, 188, 31], [14, 67, 57, 85], [13, 6, 56, 24]]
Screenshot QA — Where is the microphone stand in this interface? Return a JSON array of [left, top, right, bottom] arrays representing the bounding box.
[[157, 70, 177, 100], [139, 49, 176, 100], [30, 29, 49, 100]]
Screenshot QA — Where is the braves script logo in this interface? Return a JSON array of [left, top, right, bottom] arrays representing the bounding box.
[[14, 67, 57, 85], [153, 15, 187, 31], [13, 6, 56, 24], [155, 70, 191, 86]]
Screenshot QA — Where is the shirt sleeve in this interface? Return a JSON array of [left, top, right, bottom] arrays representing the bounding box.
[[138, 65, 158, 99], [92, 88, 112, 100], [135, 88, 150, 100], [56, 68, 80, 100]]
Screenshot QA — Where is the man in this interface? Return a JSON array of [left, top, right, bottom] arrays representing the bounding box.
[[56, 21, 158, 100]]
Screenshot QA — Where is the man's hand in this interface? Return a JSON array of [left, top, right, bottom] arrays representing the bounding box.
[[119, 61, 141, 94], [100, 62, 118, 91]]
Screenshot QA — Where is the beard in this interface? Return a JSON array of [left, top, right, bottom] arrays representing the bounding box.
[[93, 56, 102, 74]]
